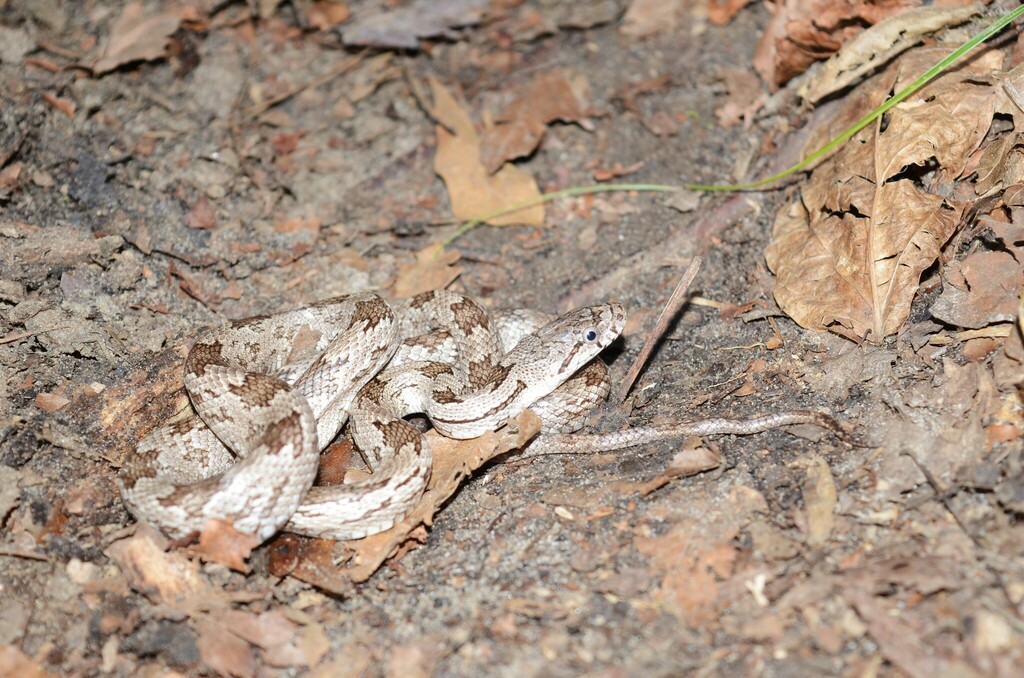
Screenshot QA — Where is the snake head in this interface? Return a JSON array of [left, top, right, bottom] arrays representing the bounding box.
[[431, 302, 627, 439], [509, 302, 626, 382]]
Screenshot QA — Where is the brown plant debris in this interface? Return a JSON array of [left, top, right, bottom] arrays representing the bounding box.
[[765, 47, 1003, 341], [86, 2, 181, 75], [430, 77, 544, 227]]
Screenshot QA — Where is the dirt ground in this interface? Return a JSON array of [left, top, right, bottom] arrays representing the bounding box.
[[2, 1, 1024, 676]]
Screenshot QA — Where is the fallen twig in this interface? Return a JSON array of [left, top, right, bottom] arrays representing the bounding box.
[[613, 256, 701, 405]]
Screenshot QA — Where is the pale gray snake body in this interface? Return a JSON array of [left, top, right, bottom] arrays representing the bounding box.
[[119, 290, 844, 542]]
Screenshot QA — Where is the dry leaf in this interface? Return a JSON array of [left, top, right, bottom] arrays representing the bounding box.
[[665, 446, 722, 478], [930, 250, 1024, 329], [593, 161, 644, 182], [306, 1, 351, 31], [41, 93, 75, 118], [0, 162, 22, 192], [430, 77, 544, 227], [266, 534, 354, 596], [495, 69, 594, 128], [479, 117, 547, 173], [799, 4, 983, 103], [88, 2, 181, 75], [974, 133, 1024, 197], [194, 607, 327, 672], [753, 0, 916, 89], [641, 111, 678, 137], [195, 619, 256, 678], [314, 439, 355, 486], [708, 0, 754, 26], [766, 48, 1003, 340], [105, 526, 208, 604], [34, 391, 69, 412], [185, 196, 217, 230], [192, 519, 261, 573], [339, 410, 542, 582], [391, 242, 462, 298], [273, 216, 321, 234], [614, 72, 673, 112], [635, 524, 737, 626], [635, 486, 765, 626], [634, 444, 724, 497], [480, 69, 595, 172]]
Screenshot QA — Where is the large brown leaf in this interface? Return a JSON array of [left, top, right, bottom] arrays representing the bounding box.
[[430, 77, 543, 227], [766, 48, 1003, 341], [87, 2, 181, 75]]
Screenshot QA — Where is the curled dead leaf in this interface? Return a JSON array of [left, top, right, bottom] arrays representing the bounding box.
[[766, 49, 1003, 340], [338, 410, 541, 582], [391, 242, 462, 298], [799, 4, 983, 104], [665, 445, 722, 478], [193, 519, 261, 573], [87, 2, 181, 75], [754, 0, 912, 89], [430, 77, 544, 227], [480, 69, 595, 172]]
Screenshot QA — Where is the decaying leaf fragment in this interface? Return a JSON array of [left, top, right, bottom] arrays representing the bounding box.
[[430, 78, 544, 227], [391, 242, 462, 298], [87, 2, 181, 75], [799, 3, 982, 104], [753, 0, 913, 89], [930, 250, 1024, 329], [766, 48, 1004, 341], [338, 410, 542, 582], [480, 69, 595, 173]]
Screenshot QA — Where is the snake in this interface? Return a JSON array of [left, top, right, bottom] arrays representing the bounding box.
[[119, 291, 845, 543], [119, 291, 625, 541]]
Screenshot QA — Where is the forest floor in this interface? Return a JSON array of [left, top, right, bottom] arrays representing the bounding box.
[[1, 1, 1023, 676]]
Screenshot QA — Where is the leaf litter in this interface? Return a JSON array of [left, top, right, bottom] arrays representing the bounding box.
[[766, 47, 1003, 341], [754, 0, 929, 89], [86, 1, 181, 75], [429, 77, 545, 227], [479, 68, 596, 173], [3, 0, 1024, 675]]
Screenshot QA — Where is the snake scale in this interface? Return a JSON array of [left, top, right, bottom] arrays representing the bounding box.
[[120, 291, 843, 543]]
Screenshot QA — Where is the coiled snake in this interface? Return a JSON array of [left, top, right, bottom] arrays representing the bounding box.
[[119, 291, 841, 542]]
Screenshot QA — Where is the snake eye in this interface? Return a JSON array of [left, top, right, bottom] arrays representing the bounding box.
[[584, 329, 598, 342]]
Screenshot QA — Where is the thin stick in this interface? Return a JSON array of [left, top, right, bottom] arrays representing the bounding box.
[[0, 327, 70, 345], [613, 257, 701, 405], [0, 547, 50, 561]]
